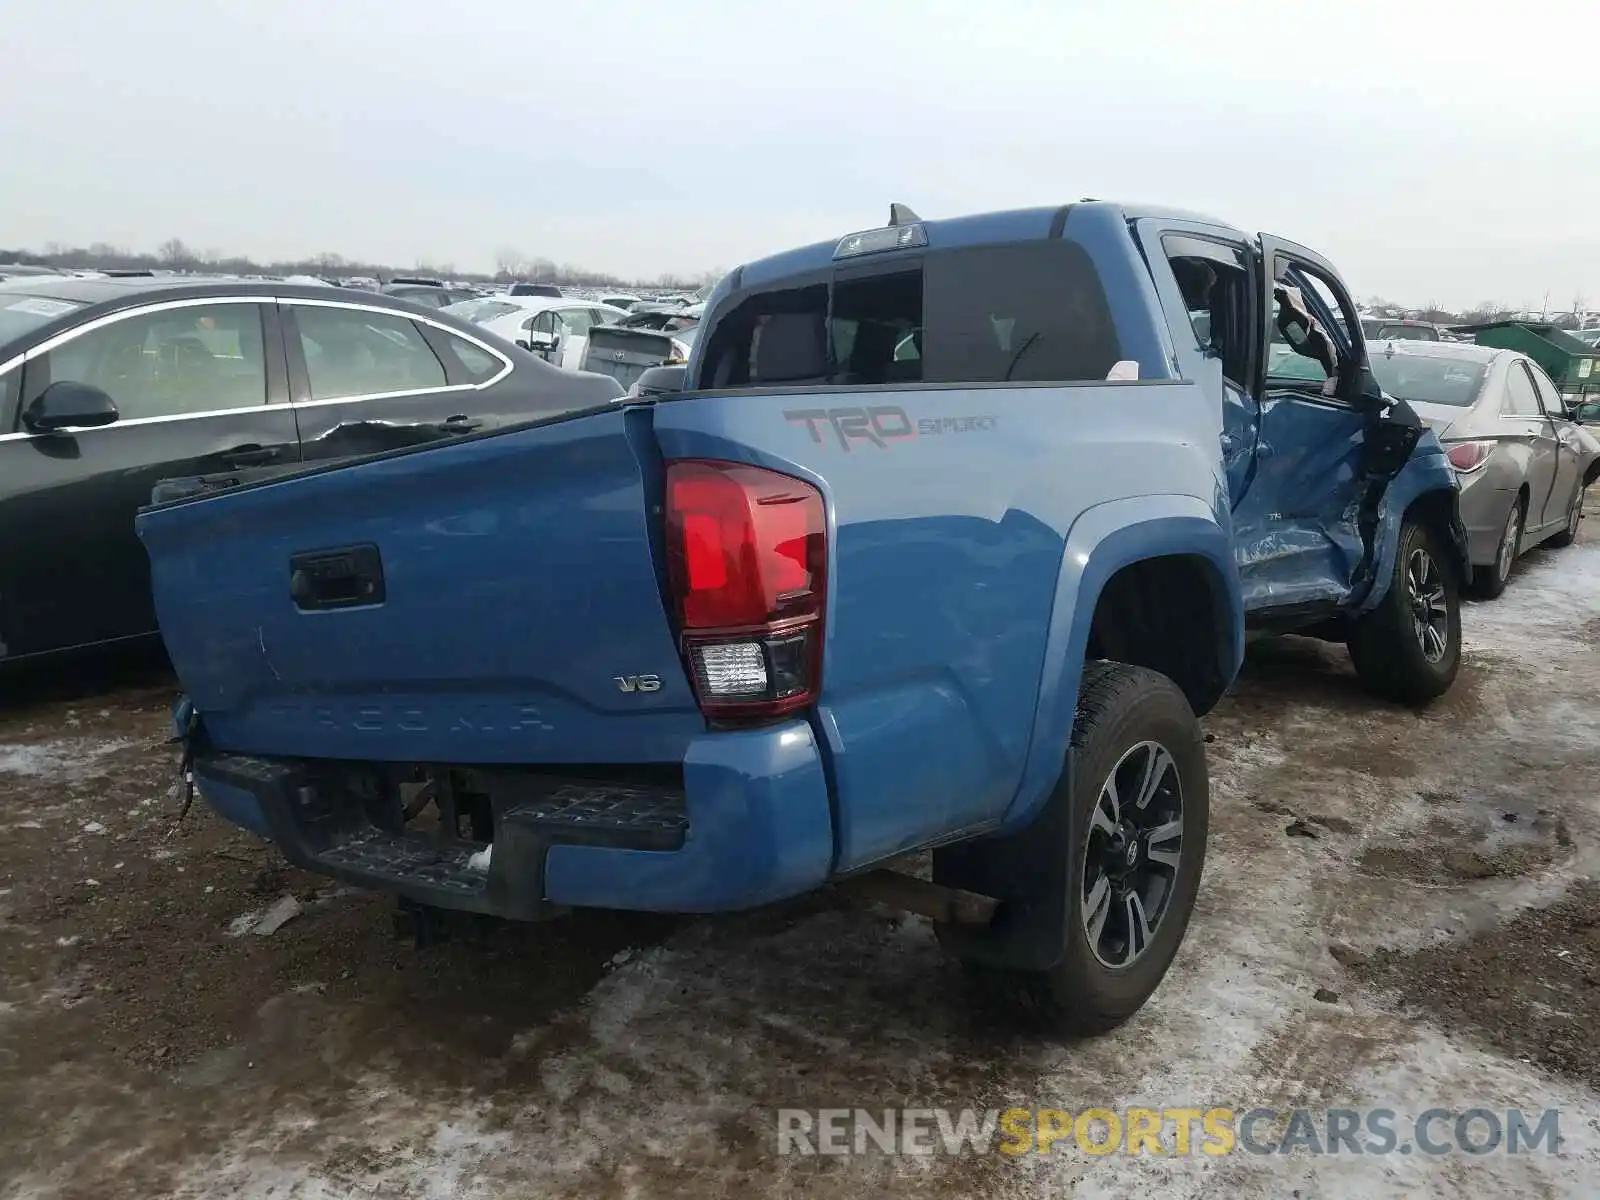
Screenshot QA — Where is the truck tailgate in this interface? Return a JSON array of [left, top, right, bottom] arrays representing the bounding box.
[[136, 409, 703, 763]]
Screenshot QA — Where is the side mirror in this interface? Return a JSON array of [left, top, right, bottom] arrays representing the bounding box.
[[23, 381, 120, 432], [629, 364, 688, 398], [1573, 402, 1600, 425]]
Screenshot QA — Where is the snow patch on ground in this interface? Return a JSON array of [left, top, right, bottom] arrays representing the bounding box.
[[0, 736, 138, 779], [1464, 540, 1600, 659], [164, 1094, 515, 1200]]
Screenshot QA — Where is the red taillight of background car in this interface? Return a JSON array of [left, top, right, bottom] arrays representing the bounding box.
[[1446, 440, 1493, 473], [664, 459, 826, 721]]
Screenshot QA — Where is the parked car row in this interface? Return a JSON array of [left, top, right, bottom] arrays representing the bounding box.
[[0, 274, 622, 661]]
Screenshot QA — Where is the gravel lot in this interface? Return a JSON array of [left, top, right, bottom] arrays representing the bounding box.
[[3, 511, 1600, 1198]]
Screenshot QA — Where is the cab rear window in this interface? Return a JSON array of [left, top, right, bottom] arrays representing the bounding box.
[[695, 240, 1121, 389]]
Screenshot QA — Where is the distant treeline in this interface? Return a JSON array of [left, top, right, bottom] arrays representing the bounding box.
[[0, 238, 722, 291]]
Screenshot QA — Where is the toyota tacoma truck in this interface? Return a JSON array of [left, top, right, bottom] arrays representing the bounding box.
[[138, 201, 1466, 1036]]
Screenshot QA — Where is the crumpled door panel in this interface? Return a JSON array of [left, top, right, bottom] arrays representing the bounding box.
[[1231, 392, 1368, 612]]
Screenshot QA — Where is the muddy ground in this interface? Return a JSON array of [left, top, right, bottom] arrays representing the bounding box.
[[4, 513, 1600, 1198]]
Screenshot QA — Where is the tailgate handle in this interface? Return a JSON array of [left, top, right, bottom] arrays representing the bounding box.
[[289, 545, 386, 611]]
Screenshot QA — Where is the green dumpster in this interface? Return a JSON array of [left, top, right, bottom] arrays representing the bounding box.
[[1454, 320, 1600, 399]]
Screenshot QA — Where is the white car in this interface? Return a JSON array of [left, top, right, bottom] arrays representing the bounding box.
[[441, 296, 628, 371]]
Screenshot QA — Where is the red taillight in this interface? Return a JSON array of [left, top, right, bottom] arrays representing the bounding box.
[[665, 460, 826, 721], [1446, 440, 1492, 473]]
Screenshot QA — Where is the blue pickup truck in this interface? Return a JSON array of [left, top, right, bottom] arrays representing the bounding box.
[[138, 201, 1466, 1036]]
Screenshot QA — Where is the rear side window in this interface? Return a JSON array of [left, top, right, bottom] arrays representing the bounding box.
[[697, 240, 1121, 389], [439, 331, 503, 383], [1503, 362, 1541, 416], [294, 306, 448, 400], [1529, 365, 1566, 417]]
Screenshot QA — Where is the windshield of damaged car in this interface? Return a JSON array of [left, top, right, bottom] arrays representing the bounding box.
[[0, 293, 86, 348], [1368, 353, 1487, 406]]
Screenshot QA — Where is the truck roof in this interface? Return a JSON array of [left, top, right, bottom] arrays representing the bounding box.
[[733, 201, 1239, 292]]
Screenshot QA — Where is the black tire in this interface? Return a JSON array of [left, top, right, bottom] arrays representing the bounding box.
[[1470, 497, 1522, 599], [1348, 517, 1461, 705], [964, 661, 1208, 1038], [1547, 482, 1584, 549]]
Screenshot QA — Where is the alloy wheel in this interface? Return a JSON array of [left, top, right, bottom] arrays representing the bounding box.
[[1081, 740, 1184, 969], [1497, 505, 1521, 583], [1407, 547, 1450, 664]]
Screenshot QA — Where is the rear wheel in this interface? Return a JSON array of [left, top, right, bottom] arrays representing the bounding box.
[[955, 662, 1208, 1037], [1547, 483, 1585, 549], [1471, 498, 1521, 599], [1349, 517, 1461, 705]]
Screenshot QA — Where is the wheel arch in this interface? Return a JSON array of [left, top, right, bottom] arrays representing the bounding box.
[[1001, 494, 1241, 835], [1358, 475, 1469, 615]]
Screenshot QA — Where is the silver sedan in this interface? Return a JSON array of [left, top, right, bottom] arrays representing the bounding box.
[[1368, 340, 1600, 598]]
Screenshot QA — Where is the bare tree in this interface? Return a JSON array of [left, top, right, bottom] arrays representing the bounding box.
[[1461, 301, 1515, 325], [494, 246, 528, 279], [10, 236, 718, 291], [157, 238, 192, 268]]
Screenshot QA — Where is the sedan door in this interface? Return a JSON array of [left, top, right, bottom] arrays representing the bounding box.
[[0, 298, 298, 659], [282, 299, 518, 461], [1502, 360, 1562, 533], [1531, 363, 1586, 529], [553, 307, 599, 370]]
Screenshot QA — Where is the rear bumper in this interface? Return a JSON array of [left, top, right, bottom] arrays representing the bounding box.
[[1456, 473, 1514, 566], [192, 719, 835, 918]]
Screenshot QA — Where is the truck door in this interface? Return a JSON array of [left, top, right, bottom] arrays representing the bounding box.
[[1141, 227, 1261, 503], [1232, 237, 1374, 615]]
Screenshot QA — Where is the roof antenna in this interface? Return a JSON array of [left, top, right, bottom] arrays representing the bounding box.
[[888, 202, 922, 227]]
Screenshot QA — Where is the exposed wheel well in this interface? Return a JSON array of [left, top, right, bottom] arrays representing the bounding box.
[[1406, 488, 1469, 579], [1584, 460, 1600, 487], [1085, 555, 1231, 717]]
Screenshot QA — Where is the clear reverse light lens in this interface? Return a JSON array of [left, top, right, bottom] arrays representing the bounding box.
[[694, 641, 768, 697]]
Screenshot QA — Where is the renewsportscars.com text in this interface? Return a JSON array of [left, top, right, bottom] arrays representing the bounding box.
[[776, 1107, 1563, 1157]]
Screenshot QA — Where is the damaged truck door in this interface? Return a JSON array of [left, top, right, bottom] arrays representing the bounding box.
[[1147, 221, 1467, 704]]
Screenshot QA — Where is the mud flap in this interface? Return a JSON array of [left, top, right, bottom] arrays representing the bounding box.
[[931, 750, 1077, 972]]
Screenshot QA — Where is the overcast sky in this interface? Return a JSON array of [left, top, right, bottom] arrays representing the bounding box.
[[5, 0, 1597, 308]]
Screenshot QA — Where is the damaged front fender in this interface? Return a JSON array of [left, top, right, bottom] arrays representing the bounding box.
[[1354, 435, 1467, 614]]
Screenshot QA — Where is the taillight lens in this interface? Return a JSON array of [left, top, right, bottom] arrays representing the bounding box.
[[1446, 440, 1493, 473], [665, 460, 826, 721]]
